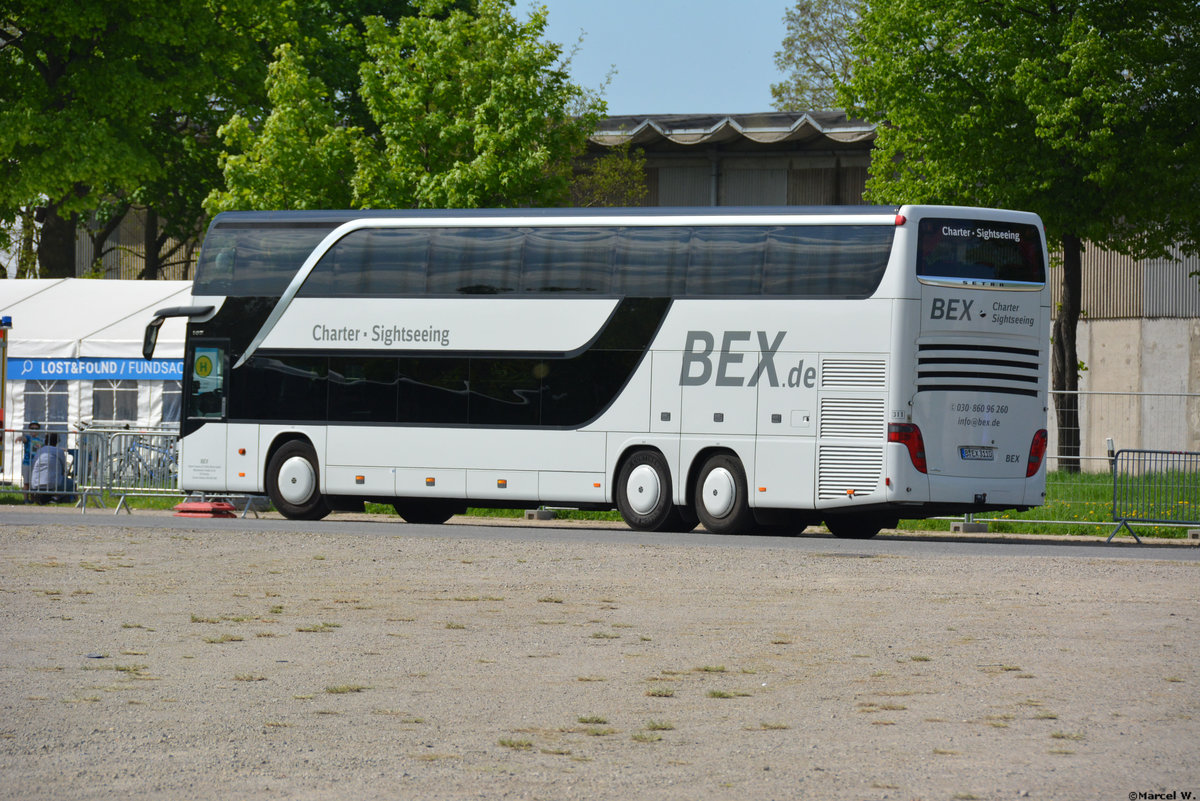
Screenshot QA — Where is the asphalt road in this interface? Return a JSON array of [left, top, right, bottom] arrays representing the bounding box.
[[2, 507, 1196, 561], [3, 505, 1198, 800]]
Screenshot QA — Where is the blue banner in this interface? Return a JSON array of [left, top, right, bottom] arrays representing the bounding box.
[[7, 358, 184, 381]]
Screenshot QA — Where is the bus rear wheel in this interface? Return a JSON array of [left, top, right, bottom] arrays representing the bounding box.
[[266, 440, 330, 521], [694, 453, 756, 535]]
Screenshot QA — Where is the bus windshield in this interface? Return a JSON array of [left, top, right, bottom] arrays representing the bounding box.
[[193, 224, 340, 297], [916, 218, 1045, 286]]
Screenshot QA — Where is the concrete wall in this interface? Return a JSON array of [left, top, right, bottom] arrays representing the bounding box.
[[1054, 318, 1200, 470]]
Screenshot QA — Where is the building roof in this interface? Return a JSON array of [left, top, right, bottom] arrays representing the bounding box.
[[590, 112, 876, 148]]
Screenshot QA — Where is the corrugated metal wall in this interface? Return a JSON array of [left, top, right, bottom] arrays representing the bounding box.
[[646, 157, 870, 209], [74, 208, 195, 280], [1050, 246, 1200, 320], [724, 169, 787, 206]]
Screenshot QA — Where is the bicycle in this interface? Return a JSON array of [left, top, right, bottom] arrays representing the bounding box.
[[105, 430, 179, 491]]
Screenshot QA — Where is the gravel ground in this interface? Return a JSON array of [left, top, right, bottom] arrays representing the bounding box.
[[1, 513, 1197, 801]]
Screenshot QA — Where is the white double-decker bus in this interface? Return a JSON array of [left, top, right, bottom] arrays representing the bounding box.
[[145, 206, 1050, 537]]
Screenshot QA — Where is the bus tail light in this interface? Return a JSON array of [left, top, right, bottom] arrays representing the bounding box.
[[888, 423, 927, 474], [1026, 429, 1048, 477]]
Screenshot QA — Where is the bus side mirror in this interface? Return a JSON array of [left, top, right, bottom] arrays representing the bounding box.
[[143, 317, 165, 360]]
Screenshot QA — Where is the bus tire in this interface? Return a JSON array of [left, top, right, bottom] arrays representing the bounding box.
[[824, 514, 890, 539], [616, 450, 678, 532], [266, 440, 330, 521], [694, 453, 756, 535], [660, 504, 699, 533], [394, 500, 463, 525]]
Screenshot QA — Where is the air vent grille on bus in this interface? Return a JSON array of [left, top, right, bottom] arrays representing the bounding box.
[[817, 445, 884, 501], [821, 359, 886, 389], [917, 342, 1041, 398], [819, 398, 885, 439]]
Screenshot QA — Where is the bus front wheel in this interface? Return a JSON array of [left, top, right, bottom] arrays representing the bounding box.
[[694, 454, 756, 535], [266, 440, 331, 521]]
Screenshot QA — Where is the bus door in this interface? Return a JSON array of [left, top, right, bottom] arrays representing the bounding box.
[[181, 339, 230, 491]]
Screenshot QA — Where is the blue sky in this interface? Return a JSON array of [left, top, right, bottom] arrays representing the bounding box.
[[525, 0, 791, 116]]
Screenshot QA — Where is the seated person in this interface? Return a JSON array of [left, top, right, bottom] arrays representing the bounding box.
[[30, 432, 76, 504]]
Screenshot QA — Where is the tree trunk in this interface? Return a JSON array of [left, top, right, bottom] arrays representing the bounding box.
[[16, 206, 38, 278], [85, 204, 130, 277], [137, 207, 161, 280], [36, 203, 77, 278], [1051, 233, 1082, 473]]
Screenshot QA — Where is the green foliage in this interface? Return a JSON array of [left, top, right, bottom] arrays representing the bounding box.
[[841, 0, 1200, 261], [0, 0, 274, 218], [772, 0, 860, 111], [0, 0, 282, 275], [207, 46, 364, 213], [570, 144, 648, 208], [211, 0, 603, 211]]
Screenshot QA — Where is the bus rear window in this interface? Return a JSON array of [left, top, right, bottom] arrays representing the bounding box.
[[917, 218, 1044, 286]]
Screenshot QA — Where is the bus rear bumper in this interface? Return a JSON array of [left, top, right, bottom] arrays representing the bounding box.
[[924, 473, 1046, 509]]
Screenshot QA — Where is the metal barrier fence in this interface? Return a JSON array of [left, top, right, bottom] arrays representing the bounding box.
[[1, 425, 181, 510], [1048, 390, 1200, 473], [1110, 449, 1200, 543]]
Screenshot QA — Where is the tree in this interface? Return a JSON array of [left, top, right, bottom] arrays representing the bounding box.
[[772, 0, 860, 111], [210, 0, 603, 211], [841, 0, 1200, 470], [353, 0, 601, 208], [0, 0, 275, 277], [206, 45, 364, 213], [570, 144, 648, 208]]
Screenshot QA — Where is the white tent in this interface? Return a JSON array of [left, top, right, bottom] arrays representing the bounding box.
[[3, 279, 191, 359], [1, 279, 193, 481]]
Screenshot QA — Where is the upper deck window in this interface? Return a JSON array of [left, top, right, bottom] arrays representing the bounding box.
[[917, 218, 1045, 287], [193, 224, 339, 297], [194, 217, 898, 299]]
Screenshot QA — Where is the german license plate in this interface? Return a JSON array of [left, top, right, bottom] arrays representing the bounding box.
[[959, 446, 995, 461]]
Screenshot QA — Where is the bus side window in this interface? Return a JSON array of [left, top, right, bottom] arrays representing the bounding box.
[[522, 227, 614, 293], [303, 230, 370, 296], [613, 227, 689, 296], [365, 229, 430, 295], [688, 227, 764, 295], [186, 344, 227, 420], [429, 228, 522, 294]]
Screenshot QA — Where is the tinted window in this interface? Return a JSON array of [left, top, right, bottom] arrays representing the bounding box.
[[185, 343, 226, 422], [612, 227, 689, 296], [198, 220, 901, 299], [763, 225, 894, 296], [687, 227, 765, 295], [194, 226, 336, 297], [428, 228, 522, 294], [522, 228, 613, 292], [397, 358, 469, 424], [329, 358, 398, 422], [917, 218, 1045, 284], [234, 356, 327, 422], [468, 360, 541, 426], [302, 229, 431, 297], [540, 350, 640, 427]]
